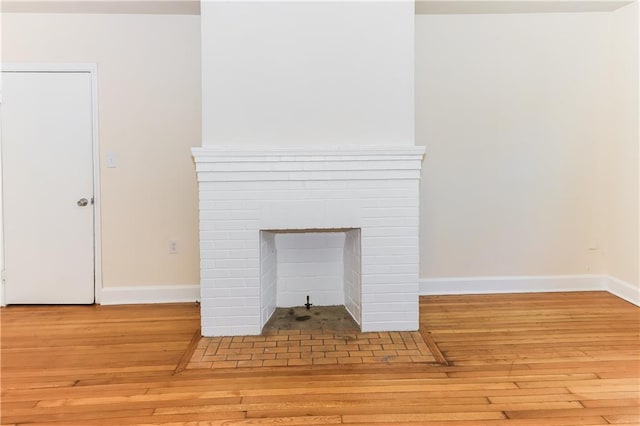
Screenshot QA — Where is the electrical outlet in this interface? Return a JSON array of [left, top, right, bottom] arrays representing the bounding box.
[[168, 240, 178, 254]]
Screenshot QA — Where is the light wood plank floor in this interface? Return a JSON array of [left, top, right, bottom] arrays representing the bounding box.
[[1, 291, 638, 425]]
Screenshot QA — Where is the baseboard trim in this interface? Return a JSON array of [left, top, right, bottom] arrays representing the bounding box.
[[95, 276, 639, 307], [419, 275, 639, 307], [419, 275, 606, 295], [99, 285, 200, 305], [605, 276, 640, 306]]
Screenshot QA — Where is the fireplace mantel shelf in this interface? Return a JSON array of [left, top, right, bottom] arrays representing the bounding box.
[[192, 145, 426, 182], [192, 145, 425, 160], [192, 144, 424, 156]]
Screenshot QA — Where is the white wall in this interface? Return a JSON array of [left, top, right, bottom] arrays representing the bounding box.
[[200, 0, 414, 146], [416, 12, 614, 279], [606, 1, 639, 288], [2, 13, 202, 292], [3, 5, 636, 305]]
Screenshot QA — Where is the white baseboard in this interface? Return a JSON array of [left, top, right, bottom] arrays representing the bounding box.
[[419, 275, 606, 295], [96, 276, 639, 307], [605, 276, 640, 306], [419, 274, 639, 307], [99, 284, 200, 305]]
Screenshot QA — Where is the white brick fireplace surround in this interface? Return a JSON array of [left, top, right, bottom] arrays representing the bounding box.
[[192, 146, 426, 337]]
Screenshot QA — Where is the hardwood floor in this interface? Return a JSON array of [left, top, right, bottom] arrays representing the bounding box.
[[1, 291, 638, 425]]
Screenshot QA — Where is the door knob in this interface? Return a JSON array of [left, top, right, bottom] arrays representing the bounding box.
[[77, 198, 89, 207]]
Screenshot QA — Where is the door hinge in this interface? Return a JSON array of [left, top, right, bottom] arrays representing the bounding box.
[[1, 269, 6, 284]]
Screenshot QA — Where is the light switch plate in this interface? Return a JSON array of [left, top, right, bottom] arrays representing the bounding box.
[[106, 152, 117, 168]]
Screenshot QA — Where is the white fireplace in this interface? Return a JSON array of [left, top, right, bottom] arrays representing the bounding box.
[[193, 146, 425, 336]]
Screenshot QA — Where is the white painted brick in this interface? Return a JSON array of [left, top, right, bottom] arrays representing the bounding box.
[[206, 200, 260, 210], [276, 232, 345, 249], [197, 161, 275, 172], [201, 210, 258, 221], [303, 190, 364, 201], [194, 147, 424, 336], [365, 302, 417, 313], [206, 306, 258, 317], [201, 189, 263, 200], [199, 241, 214, 251], [362, 292, 417, 304], [361, 274, 418, 285], [200, 231, 224, 241], [311, 170, 420, 180], [211, 278, 246, 288], [361, 255, 420, 265], [200, 231, 231, 242], [257, 190, 306, 201], [304, 180, 348, 190], [244, 297, 260, 307], [197, 182, 222, 192], [200, 314, 260, 326], [346, 179, 410, 189], [201, 326, 260, 337], [200, 287, 224, 298], [200, 260, 216, 269], [227, 268, 258, 278], [214, 259, 247, 269], [351, 189, 415, 200], [278, 292, 344, 307], [245, 278, 259, 288], [200, 221, 221, 232], [210, 220, 259, 231], [278, 262, 344, 278], [227, 231, 258, 240], [210, 239, 247, 250], [201, 269, 232, 279], [221, 287, 259, 296], [204, 297, 247, 307], [201, 171, 293, 181], [201, 249, 231, 259], [277, 248, 343, 262], [363, 286, 418, 296], [361, 310, 417, 323], [244, 258, 259, 269]]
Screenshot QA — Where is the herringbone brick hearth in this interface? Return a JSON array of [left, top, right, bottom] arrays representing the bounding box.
[[188, 329, 438, 369]]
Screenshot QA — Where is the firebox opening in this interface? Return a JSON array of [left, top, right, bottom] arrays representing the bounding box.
[[260, 228, 362, 332]]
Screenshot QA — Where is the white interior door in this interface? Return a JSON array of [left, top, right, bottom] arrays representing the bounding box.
[[1, 71, 95, 304]]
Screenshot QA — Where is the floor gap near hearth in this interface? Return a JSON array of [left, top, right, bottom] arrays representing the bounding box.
[[174, 330, 202, 374]]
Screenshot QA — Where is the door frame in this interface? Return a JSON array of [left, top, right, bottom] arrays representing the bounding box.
[[0, 63, 103, 305]]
